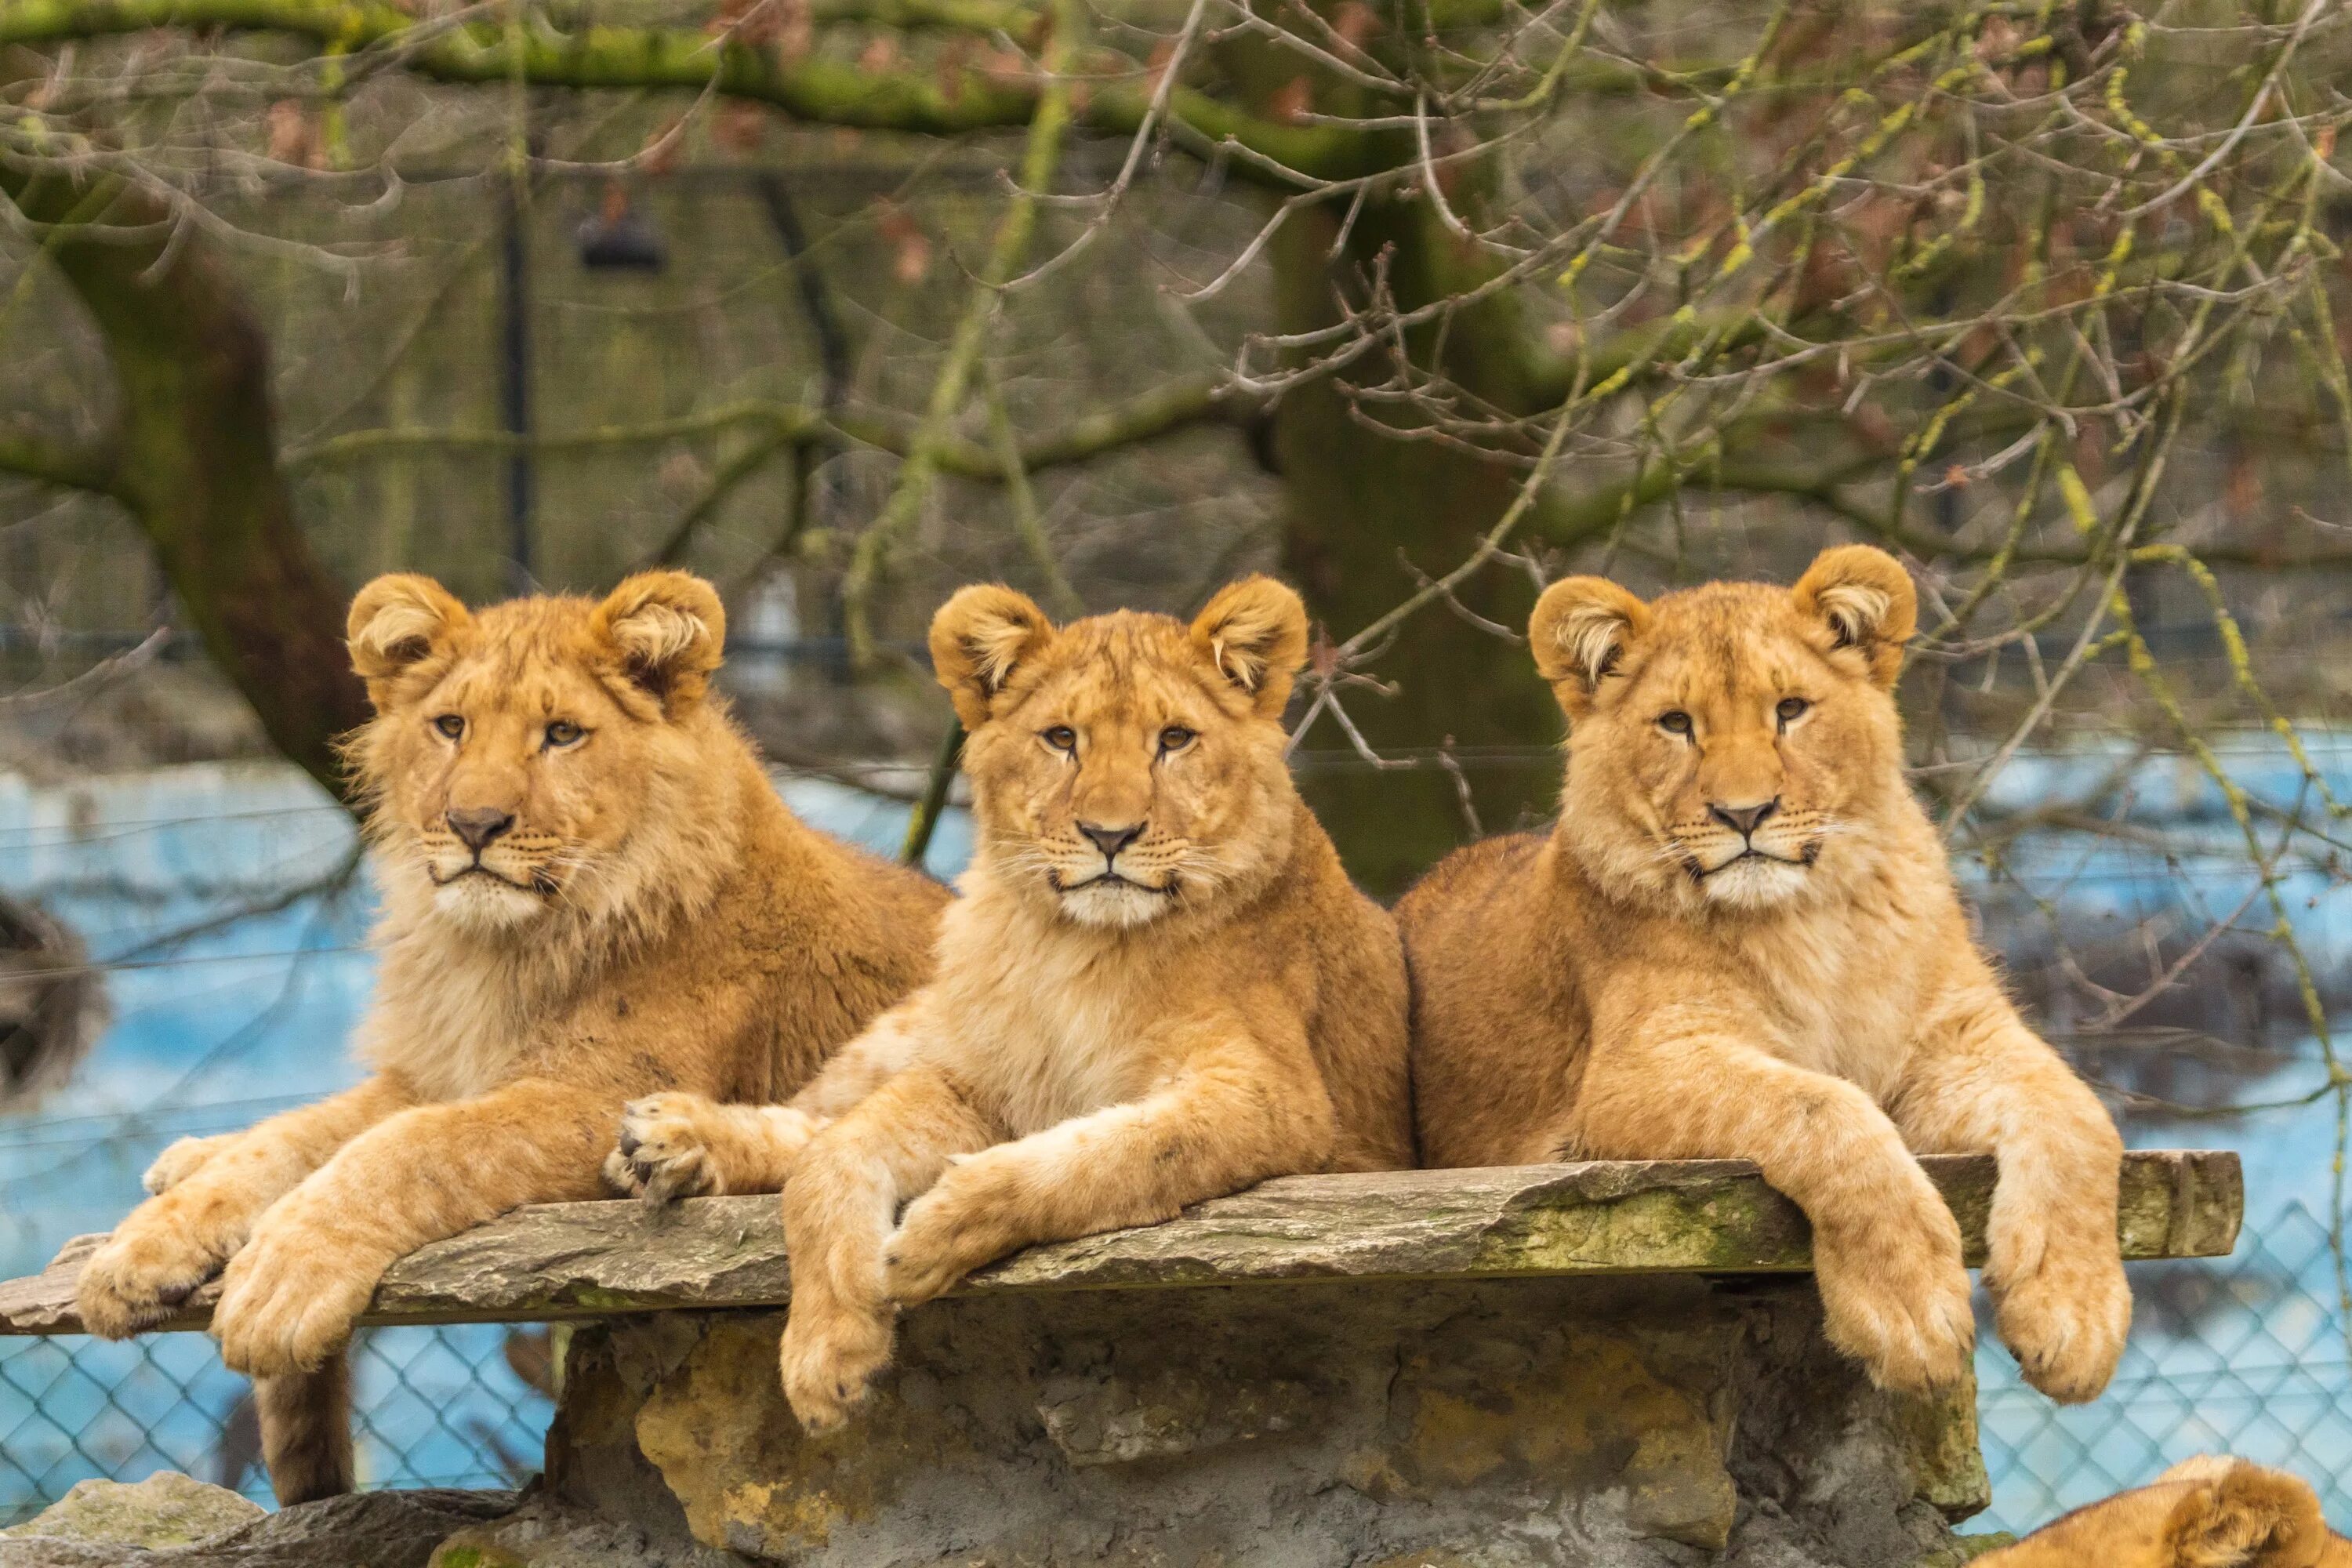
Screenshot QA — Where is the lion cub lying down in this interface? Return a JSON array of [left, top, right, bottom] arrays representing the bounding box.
[[1974, 1457, 2350, 1567], [612, 577, 1414, 1428], [1399, 546, 2129, 1402]]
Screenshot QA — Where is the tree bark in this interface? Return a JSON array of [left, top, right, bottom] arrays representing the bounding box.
[[0, 168, 367, 799]]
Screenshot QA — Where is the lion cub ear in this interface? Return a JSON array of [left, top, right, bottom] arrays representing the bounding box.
[[1190, 576, 1308, 719], [1791, 545, 1916, 688], [1529, 576, 1651, 718], [2160, 1460, 2327, 1568], [931, 585, 1056, 728], [591, 572, 727, 713], [348, 574, 471, 709]]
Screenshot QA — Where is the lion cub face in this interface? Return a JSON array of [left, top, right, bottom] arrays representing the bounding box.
[[931, 579, 1308, 930], [1531, 546, 1918, 913], [343, 572, 728, 937]]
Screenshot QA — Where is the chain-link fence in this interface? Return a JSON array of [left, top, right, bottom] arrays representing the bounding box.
[[1976, 1198, 2352, 1536], [2, 1203, 2342, 1537], [1, 1324, 554, 1526]]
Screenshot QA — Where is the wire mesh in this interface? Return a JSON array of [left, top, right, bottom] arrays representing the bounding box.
[[0, 1324, 555, 1525]]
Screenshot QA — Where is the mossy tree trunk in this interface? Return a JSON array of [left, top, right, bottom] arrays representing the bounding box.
[[0, 169, 367, 800], [1233, 40, 1566, 892]]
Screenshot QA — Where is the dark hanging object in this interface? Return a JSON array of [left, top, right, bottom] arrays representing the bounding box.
[[577, 183, 667, 273], [0, 894, 107, 1114]]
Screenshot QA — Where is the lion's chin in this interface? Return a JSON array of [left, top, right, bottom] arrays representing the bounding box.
[[1054, 879, 1178, 930], [430, 872, 554, 934], [1696, 855, 1811, 912]]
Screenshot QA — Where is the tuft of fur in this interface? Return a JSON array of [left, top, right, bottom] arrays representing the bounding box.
[[74, 572, 946, 1504], [614, 579, 1414, 1433], [1972, 1457, 2349, 1568], [1401, 544, 2129, 1404], [256, 1364, 353, 1505]]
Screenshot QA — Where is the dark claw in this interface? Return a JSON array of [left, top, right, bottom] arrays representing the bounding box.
[[617, 1128, 641, 1158]]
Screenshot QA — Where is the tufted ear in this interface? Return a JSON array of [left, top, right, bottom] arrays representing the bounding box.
[[931, 584, 1056, 728], [348, 574, 470, 711], [1190, 576, 1308, 719], [1791, 545, 1915, 688], [590, 572, 727, 712], [1529, 575, 1652, 719], [2158, 1461, 2327, 1568]]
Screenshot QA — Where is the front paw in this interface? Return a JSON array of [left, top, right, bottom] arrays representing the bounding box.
[[75, 1215, 232, 1339], [779, 1301, 895, 1433], [211, 1221, 383, 1376], [1987, 1221, 2130, 1403], [1813, 1203, 1975, 1396], [143, 1134, 233, 1196], [883, 1167, 1017, 1307], [605, 1094, 718, 1205]]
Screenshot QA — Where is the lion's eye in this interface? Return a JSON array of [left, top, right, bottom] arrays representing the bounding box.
[[1042, 726, 1077, 753], [1657, 711, 1693, 736], [433, 714, 465, 741], [1159, 726, 1196, 753], [545, 720, 585, 749], [1776, 697, 1810, 728]]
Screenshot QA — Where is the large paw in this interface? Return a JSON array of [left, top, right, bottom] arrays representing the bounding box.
[[606, 1093, 724, 1205], [74, 1214, 233, 1339], [211, 1219, 383, 1377], [143, 1134, 235, 1196], [1813, 1202, 1976, 1396], [1987, 1215, 2130, 1403], [880, 1161, 1016, 1307], [779, 1301, 896, 1434]]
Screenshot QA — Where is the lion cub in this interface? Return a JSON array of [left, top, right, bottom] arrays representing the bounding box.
[[612, 577, 1414, 1428], [73, 572, 945, 1501], [1399, 546, 2129, 1403], [1974, 1456, 2350, 1567]]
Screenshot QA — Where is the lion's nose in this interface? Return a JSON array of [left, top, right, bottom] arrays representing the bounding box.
[[448, 806, 517, 851], [1078, 821, 1144, 861], [1708, 799, 1779, 838]]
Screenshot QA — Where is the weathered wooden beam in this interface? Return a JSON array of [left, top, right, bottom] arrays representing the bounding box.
[[0, 1151, 2241, 1336]]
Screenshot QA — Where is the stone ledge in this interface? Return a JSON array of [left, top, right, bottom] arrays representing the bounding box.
[[0, 1150, 2241, 1336]]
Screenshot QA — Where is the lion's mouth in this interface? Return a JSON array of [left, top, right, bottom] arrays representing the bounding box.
[[1687, 843, 1819, 883], [430, 862, 559, 897], [1048, 869, 1178, 898]]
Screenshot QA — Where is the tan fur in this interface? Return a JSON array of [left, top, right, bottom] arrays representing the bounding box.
[[1976, 1457, 2351, 1567], [1399, 546, 2129, 1402], [73, 572, 945, 1502], [617, 578, 1412, 1432]]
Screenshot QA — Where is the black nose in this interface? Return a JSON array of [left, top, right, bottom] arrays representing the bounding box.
[[1078, 822, 1144, 860], [1708, 799, 1779, 838], [448, 806, 517, 851]]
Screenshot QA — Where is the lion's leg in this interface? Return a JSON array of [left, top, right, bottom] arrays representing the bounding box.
[[1573, 1020, 1974, 1396], [882, 1025, 1337, 1308], [77, 1077, 412, 1338], [605, 1009, 925, 1203], [1892, 1000, 2128, 1404], [210, 1076, 614, 1377], [778, 1065, 997, 1432]]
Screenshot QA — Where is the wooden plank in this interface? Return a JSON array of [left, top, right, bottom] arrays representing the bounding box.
[[0, 1150, 2242, 1335]]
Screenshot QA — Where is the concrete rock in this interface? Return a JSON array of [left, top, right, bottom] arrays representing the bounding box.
[[0, 1475, 262, 1549], [550, 1276, 1985, 1567], [0, 1488, 514, 1568]]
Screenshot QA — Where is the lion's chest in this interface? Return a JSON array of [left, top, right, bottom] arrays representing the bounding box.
[[942, 948, 1170, 1139], [1735, 911, 1925, 1102]]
